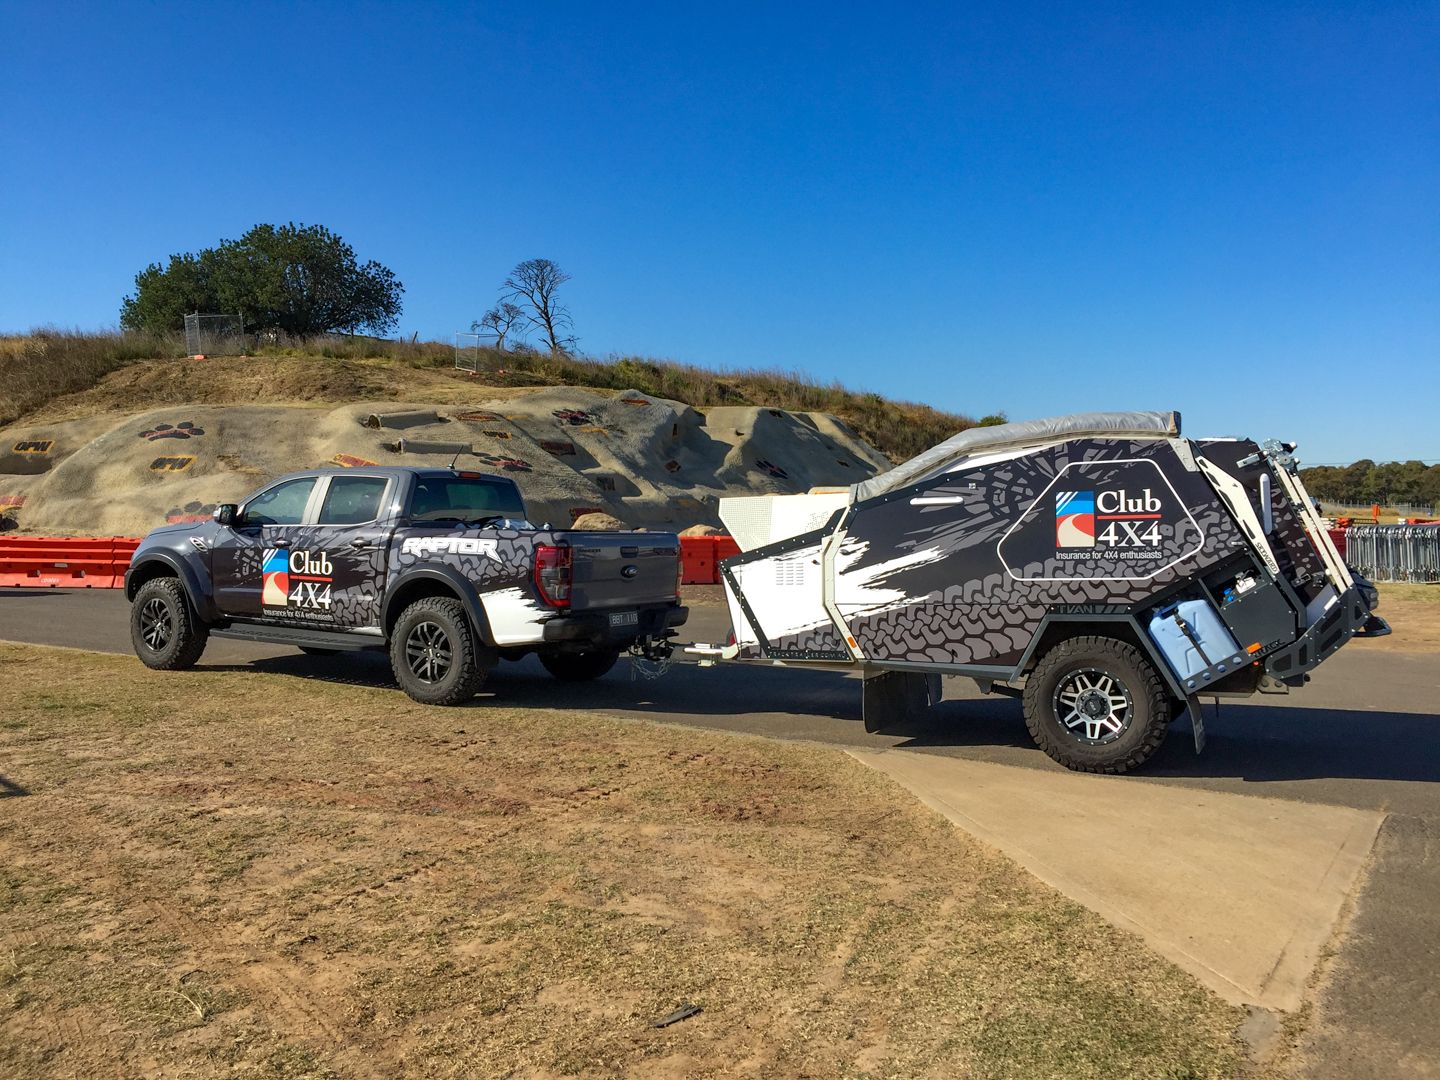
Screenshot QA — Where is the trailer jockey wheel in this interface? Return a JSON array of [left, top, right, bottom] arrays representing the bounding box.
[[1022, 636, 1172, 774]]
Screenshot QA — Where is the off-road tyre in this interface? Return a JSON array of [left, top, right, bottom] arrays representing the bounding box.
[[131, 576, 209, 671], [299, 647, 339, 657], [1022, 635, 1171, 774], [539, 649, 620, 682], [389, 596, 487, 706]]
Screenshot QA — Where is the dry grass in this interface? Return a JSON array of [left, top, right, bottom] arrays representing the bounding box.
[[1349, 582, 1440, 652], [0, 643, 1244, 1078], [0, 331, 989, 462], [0, 330, 185, 429]]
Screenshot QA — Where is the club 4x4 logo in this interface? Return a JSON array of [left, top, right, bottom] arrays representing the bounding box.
[[262, 549, 334, 610], [999, 458, 1204, 582], [1055, 488, 1164, 549]]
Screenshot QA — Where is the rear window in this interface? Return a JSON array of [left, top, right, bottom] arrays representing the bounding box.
[[409, 477, 526, 523]]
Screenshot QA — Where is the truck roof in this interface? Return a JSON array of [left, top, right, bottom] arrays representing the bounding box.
[[273, 466, 519, 481]]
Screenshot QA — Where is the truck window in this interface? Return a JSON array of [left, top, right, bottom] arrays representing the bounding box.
[[410, 477, 525, 523], [318, 475, 389, 525], [240, 477, 316, 527]]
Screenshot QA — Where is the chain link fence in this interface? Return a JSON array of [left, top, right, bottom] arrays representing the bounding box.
[[184, 313, 247, 357], [1345, 525, 1440, 583]]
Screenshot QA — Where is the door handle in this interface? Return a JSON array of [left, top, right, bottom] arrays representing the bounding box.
[[272, 538, 290, 548], [350, 537, 371, 549]]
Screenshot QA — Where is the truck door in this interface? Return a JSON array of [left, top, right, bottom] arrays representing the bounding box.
[[210, 476, 320, 619], [305, 473, 393, 629]]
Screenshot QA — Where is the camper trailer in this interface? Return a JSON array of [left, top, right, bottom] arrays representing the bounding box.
[[689, 412, 1386, 773]]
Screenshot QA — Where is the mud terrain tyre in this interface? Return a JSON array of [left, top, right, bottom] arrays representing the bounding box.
[[1022, 636, 1171, 774], [390, 597, 487, 706], [539, 649, 620, 682], [131, 576, 209, 671]]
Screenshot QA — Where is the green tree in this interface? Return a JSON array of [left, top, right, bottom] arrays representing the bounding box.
[[120, 223, 403, 337], [119, 252, 222, 333]]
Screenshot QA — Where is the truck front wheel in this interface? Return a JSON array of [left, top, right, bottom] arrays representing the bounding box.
[[131, 577, 209, 671], [390, 597, 487, 706], [1022, 636, 1171, 774], [539, 649, 620, 682]]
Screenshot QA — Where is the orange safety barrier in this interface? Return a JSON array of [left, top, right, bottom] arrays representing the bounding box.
[[0, 536, 141, 589], [679, 536, 743, 585], [1327, 528, 1347, 561], [2, 535, 742, 590]]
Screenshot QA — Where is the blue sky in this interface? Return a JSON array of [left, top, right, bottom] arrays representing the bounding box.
[[2, 2, 1436, 465]]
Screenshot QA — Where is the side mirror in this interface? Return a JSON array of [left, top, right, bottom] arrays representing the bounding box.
[[213, 504, 238, 527]]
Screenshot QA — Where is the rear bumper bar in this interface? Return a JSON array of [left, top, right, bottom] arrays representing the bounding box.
[[1265, 585, 1377, 682], [542, 604, 688, 647]]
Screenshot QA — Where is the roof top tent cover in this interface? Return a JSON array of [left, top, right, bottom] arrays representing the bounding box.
[[848, 410, 1182, 504]]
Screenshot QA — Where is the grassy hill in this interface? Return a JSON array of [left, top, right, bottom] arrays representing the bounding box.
[[0, 331, 994, 464]]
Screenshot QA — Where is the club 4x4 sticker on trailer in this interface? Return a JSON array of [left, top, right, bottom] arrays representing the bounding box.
[[997, 458, 1204, 581]]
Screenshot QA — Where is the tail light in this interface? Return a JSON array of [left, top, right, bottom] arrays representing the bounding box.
[[675, 555, 684, 601], [534, 544, 572, 607]]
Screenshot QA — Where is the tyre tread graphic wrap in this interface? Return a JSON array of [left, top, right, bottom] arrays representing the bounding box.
[[837, 440, 1244, 667]]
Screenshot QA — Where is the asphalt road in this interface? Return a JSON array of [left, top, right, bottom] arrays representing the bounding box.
[[2, 587, 1437, 1076]]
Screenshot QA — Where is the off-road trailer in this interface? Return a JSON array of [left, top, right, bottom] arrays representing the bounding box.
[[685, 411, 1388, 773]]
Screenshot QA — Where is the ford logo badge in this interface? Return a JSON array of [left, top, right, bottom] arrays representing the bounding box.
[[621, 564, 639, 578]]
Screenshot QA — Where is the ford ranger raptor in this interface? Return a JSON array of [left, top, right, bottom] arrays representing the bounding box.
[[124, 467, 687, 704]]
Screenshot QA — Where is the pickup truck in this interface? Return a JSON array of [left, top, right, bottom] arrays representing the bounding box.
[[124, 466, 687, 704]]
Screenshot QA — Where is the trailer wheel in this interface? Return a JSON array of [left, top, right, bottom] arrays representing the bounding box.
[[1022, 636, 1171, 774], [540, 649, 620, 682], [390, 597, 487, 705]]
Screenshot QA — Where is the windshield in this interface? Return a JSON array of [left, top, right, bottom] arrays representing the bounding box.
[[409, 476, 527, 524]]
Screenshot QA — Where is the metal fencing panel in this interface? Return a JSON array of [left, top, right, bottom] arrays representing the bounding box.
[[1344, 525, 1440, 583], [183, 312, 246, 357], [454, 331, 499, 373]]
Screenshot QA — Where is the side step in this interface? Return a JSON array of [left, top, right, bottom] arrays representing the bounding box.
[[211, 623, 385, 652]]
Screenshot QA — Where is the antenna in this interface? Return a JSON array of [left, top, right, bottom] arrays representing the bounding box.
[[448, 446, 464, 470]]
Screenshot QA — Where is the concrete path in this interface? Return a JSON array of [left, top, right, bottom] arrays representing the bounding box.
[[849, 748, 1382, 1011]]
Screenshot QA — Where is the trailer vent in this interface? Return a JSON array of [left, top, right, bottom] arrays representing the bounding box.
[[774, 558, 807, 588]]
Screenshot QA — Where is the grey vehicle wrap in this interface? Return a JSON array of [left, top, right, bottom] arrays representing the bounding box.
[[126, 467, 685, 652]]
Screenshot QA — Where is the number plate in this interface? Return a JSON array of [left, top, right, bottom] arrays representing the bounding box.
[[608, 610, 639, 628]]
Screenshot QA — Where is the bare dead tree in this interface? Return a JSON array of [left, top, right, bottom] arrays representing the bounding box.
[[472, 301, 525, 349], [503, 258, 576, 355]]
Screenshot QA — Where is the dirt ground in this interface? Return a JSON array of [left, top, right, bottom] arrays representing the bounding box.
[[0, 643, 1245, 1079], [1348, 583, 1440, 653]]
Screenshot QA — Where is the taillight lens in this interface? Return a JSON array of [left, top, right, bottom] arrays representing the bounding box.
[[534, 544, 572, 607]]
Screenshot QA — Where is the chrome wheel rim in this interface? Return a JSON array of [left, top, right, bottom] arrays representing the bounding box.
[[1053, 667, 1133, 744], [140, 597, 173, 651], [405, 621, 452, 684]]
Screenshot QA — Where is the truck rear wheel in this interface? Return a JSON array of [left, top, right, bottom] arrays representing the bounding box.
[[1022, 636, 1171, 774], [131, 577, 209, 671], [390, 597, 487, 706], [539, 649, 620, 682]]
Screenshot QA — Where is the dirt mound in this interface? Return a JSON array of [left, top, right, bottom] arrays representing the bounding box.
[[571, 512, 629, 531], [0, 387, 889, 535]]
